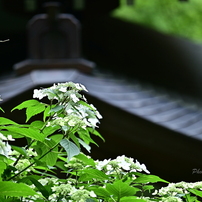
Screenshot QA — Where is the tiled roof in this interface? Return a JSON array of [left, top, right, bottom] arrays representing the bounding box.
[[1, 69, 202, 141]]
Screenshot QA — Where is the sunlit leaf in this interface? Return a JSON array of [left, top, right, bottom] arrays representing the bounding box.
[[134, 174, 169, 184], [0, 181, 37, 197], [79, 169, 108, 181], [106, 180, 139, 199], [12, 99, 40, 111], [0, 117, 19, 125]]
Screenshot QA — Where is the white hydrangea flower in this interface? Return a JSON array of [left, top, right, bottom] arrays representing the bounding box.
[[157, 183, 185, 197], [39, 177, 59, 186], [134, 159, 150, 174], [160, 196, 183, 202], [33, 89, 45, 100], [70, 189, 96, 202], [0, 140, 12, 157], [88, 117, 100, 127], [51, 183, 74, 196], [70, 93, 79, 103], [0, 133, 14, 141], [95, 158, 111, 170], [59, 86, 67, 93], [15, 159, 31, 171]]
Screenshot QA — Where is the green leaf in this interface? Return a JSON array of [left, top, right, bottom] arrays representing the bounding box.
[[27, 177, 50, 199], [33, 166, 56, 176], [50, 134, 63, 144], [30, 120, 44, 130], [86, 199, 97, 202], [78, 138, 91, 153], [0, 117, 18, 125], [69, 133, 80, 148], [87, 128, 105, 142], [78, 100, 96, 111], [5, 126, 45, 142], [50, 105, 64, 113], [0, 161, 6, 180], [60, 139, 80, 162], [120, 196, 147, 202], [43, 125, 60, 137], [56, 161, 66, 171], [75, 153, 95, 167], [0, 181, 37, 197], [79, 169, 108, 181], [106, 180, 139, 199], [188, 188, 202, 198], [142, 185, 154, 192], [0, 107, 5, 113], [78, 129, 98, 146], [36, 139, 58, 166], [91, 187, 111, 198], [11, 145, 27, 156], [26, 103, 46, 122], [0, 130, 23, 138], [134, 174, 169, 184], [12, 99, 40, 111]]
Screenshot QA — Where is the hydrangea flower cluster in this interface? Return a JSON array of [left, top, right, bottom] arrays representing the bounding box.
[[153, 181, 202, 197], [31, 177, 97, 202], [33, 82, 102, 131], [95, 155, 150, 174]]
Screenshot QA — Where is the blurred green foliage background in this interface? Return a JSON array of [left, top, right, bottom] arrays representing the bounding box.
[[112, 0, 202, 43]]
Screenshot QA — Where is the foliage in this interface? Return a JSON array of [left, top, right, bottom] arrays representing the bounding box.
[[112, 0, 202, 43], [0, 81, 201, 201]]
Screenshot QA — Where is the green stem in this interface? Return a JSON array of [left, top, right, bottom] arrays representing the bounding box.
[[7, 141, 60, 181]]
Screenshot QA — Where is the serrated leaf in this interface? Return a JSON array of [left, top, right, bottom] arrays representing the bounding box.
[[12, 99, 40, 111], [0, 181, 37, 197], [106, 180, 138, 199], [60, 139, 80, 162], [26, 103, 46, 122], [134, 175, 169, 184], [79, 169, 108, 181]]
